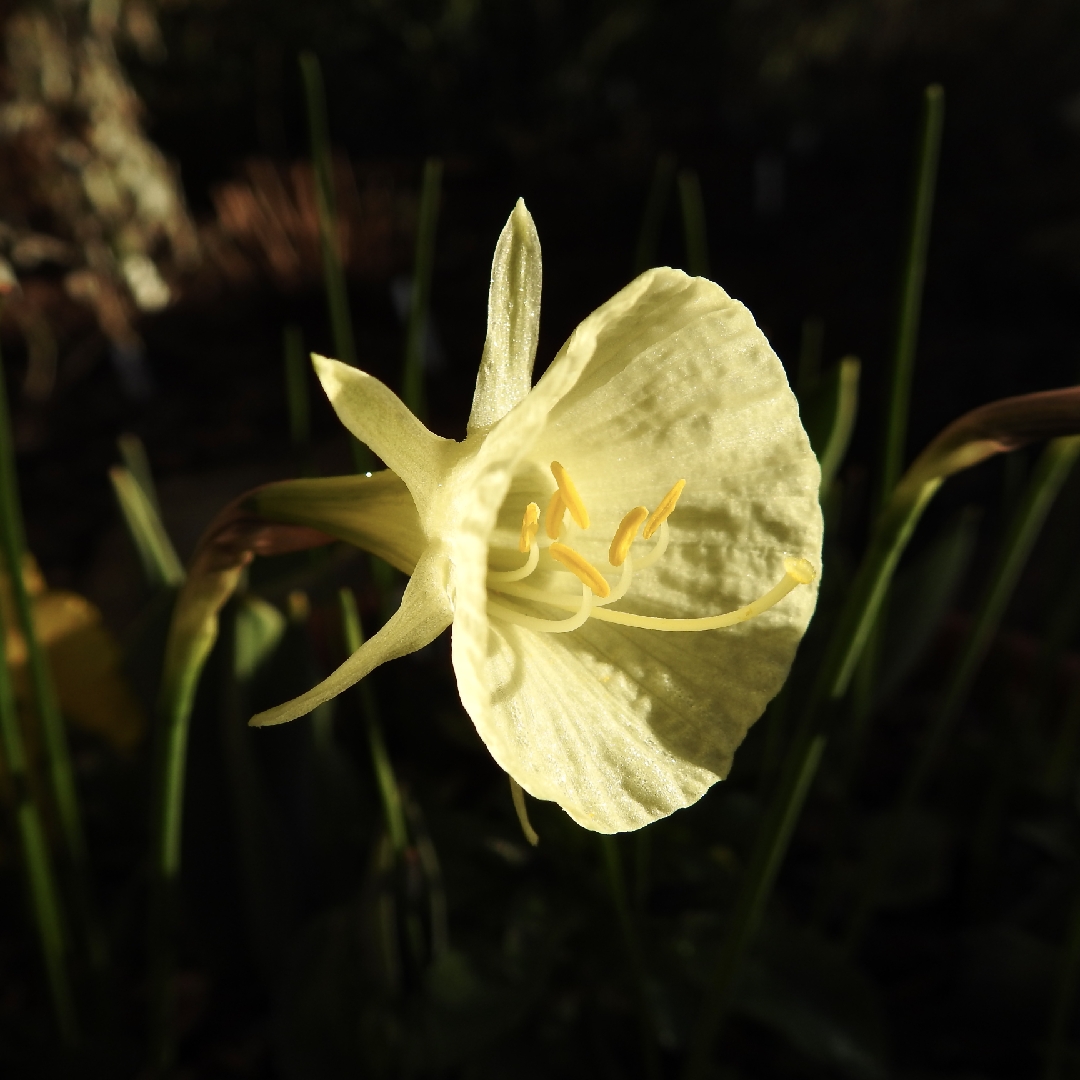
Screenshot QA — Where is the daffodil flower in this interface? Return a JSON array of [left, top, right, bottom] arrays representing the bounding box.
[[236, 200, 823, 833]]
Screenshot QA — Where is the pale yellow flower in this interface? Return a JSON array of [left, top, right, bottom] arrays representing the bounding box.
[[249, 200, 823, 833]]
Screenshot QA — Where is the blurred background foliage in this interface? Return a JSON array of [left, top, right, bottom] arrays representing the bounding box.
[[2, 0, 1080, 1078]]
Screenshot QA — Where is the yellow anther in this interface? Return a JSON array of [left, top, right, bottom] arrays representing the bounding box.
[[609, 506, 649, 567], [519, 502, 540, 553], [544, 490, 566, 539], [549, 542, 611, 598], [783, 556, 816, 585], [550, 461, 590, 529], [643, 479, 686, 539]]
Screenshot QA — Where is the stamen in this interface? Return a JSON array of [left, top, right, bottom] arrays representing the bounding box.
[[544, 490, 566, 540], [519, 501, 540, 553], [633, 519, 670, 570], [549, 542, 611, 598], [596, 552, 634, 606], [487, 543, 539, 584], [488, 581, 595, 633], [550, 461, 590, 529], [609, 505, 649, 566], [509, 777, 539, 846], [490, 558, 816, 631], [643, 479, 686, 539]]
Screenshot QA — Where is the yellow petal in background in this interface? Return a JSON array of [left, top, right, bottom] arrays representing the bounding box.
[[2, 558, 145, 753]]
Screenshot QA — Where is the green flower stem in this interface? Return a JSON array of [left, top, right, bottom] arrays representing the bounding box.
[[402, 157, 443, 422], [298, 50, 370, 472], [149, 554, 243, 1075], [684, 387, 1080, 1080], [634, 153, 676, 275], [599, 835, 662, 1080], [338, 587, 408, 853], [1045, 883, 1080, 1080], [0, 331, 103, 991], [0, 605, 78, 1044], [677, 168, 709, 278], [844, 434, 1080, 951]]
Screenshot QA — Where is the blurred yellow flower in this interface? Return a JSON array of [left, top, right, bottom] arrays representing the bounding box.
[[2, 556, 144, 753]]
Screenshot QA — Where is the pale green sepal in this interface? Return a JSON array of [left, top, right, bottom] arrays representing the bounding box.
[[235, 596, 286, 680], [467, 199, 542, 433], [249, 549, 453, 727], [250, 471, 426, 574], [311, 355, 459, 513]]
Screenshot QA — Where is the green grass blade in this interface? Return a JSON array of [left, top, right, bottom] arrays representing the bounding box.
[[109, 465, 185, 590], [0, 331, 103, 994], [677, 168, 710, 278], [402, 157, 443, 422], [299, 50, 370, 473], [338, 587, 408, 853], [684, 734, 825, 1080], [283, 323, 311, 452], [117, 433, 160, 512], [845, 434, 1080, 951], [802, 356, 861, 496], [634, 152, 677, 275], [0, 609, 78, 1044], [600, 835, 661, 1080], [685, 387, 1080, 1076], [877, 83, 945, 510]]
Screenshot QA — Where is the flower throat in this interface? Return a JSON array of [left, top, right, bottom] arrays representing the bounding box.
[[485, 462, 816, 634]]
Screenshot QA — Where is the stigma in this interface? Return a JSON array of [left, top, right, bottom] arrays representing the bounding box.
[[485, 465, 816, 634]]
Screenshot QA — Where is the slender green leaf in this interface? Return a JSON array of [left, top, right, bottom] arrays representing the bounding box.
[[876, 505, 980, 702], [684, 735, 825, 1079], [338, 587, 408, 853], [877, 83, 945, 511], [0, 608, 77, 1044], [109, 466, 185, 590], [117, 433, 160, 512], [802, 356, 861, 496], [845, 434, 1080, 951], [684, 385, 1080, 1078], [677, 168, 709, 278], [0, 326, 101, 996], [298, 50, 370, 473], [600, 835, 661, 1080]]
